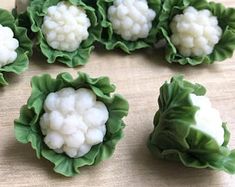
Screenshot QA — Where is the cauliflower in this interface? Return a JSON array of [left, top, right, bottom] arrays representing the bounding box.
[[0, 24, 19, 68], [170, 6, 222, 57], [148, 75, 235, 174], [107, 0, 156, 41], [190, 93, 224, 146], [42, 1, 91, 52], [40, 88, 108, 158], [15, 0, 29, 14]]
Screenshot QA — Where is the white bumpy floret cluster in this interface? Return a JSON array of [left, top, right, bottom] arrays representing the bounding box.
[[190, 94, 224, 146], [170, 6, 222, 57], [108, 0, 156, 41], [0, 24, 19, 68], [40, 88, 109, 158], [42, 1, 91, 52]]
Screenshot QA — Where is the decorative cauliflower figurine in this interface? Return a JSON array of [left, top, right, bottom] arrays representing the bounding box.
[[97, 0, 162, 53], [42, 2, 91, 52], [0, 8, 32, 86], [170, 6, 222, 57], [40, 88, 108, 158], [148, 75, 235, 174], [0, 25, 19, 68], [107, 0, 156, 41], [28, 0, 100, 67], [159, 0, 235, 65], [14, 72, 129, 177]]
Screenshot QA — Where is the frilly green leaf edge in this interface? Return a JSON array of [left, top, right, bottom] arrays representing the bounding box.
[[148, 75, 235, 174], [28, 0, 101, 67], [14, 72, 129, 177], [97, 0, 162, 53], [0, 8, 32, 86], [159, 0, 235, 65]]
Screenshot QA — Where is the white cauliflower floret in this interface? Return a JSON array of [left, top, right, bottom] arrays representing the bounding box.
[[75, 88, 96, 114], [42, 1, 91, 52], [40, 88, 109, 158], [86, 128, 104, 145], [190, 93, 224, 146], [16, 0, 29, 14], [108, 0, 156, 41], [170, 6, 222, 57], [0, 24, 19, 68]]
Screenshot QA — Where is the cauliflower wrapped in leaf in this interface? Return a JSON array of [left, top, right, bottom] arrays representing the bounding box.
[[97, 0, 162, 53], [159, 0, 235, 65], [148, 75, 235, 174], [27, 0, 101, 67], [0, 8, 32, 86], [14, 72, 129, 177]]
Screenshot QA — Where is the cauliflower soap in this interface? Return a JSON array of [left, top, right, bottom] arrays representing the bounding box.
[[42, 1, 91, 52], [0, 24, 19, 68], [108, 0, 156, 41], [170, 6, 222, 57], [40, 88, 109, 158]]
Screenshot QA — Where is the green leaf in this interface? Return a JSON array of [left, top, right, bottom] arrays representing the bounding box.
[[0, 73, 8, 86], [14, 72, 129, 177], [209, 27, 235, 62], [148, 75, 235, 174], [95, 127, 124, 163], [0, 8, 32, 86], [159, 0, 235, 65], [106, 95, 128, 134], [14, 105, 43, 158], [12, 7, 35, 40], [222, 123, 230, 147], [209, 2, 235, 30], [73, 144, 101, 168], [42, 149, 76, 177], [97, 0, 162, 53], [28, 0, 100, 67], [15, 124, 31, 144], [28, 74, 64, 116]]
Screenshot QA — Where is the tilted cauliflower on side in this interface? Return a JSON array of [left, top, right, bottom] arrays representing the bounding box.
[[0, 24, 19, 68], [108, 0, 156, 41], [170, 6, 222, 57], [40, 88, 109, 158], [42, 1, 91, 52], [190, 93, 224, 146], [148, 75, 235, 174]]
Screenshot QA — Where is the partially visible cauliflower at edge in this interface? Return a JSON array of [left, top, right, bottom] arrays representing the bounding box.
[[40, 88, 109, 158], [0, 24, 19, 68], [170, 6, 222, 57], [190, 93, 224, 146], [108, 0, 156, 41], [42, 1, 91, 52]]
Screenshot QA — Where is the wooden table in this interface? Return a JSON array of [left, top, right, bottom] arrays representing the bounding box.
[[0, 0, 235, 186]]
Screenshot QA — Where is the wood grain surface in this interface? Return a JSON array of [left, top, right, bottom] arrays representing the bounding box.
[[0, 0, 235, 186]]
